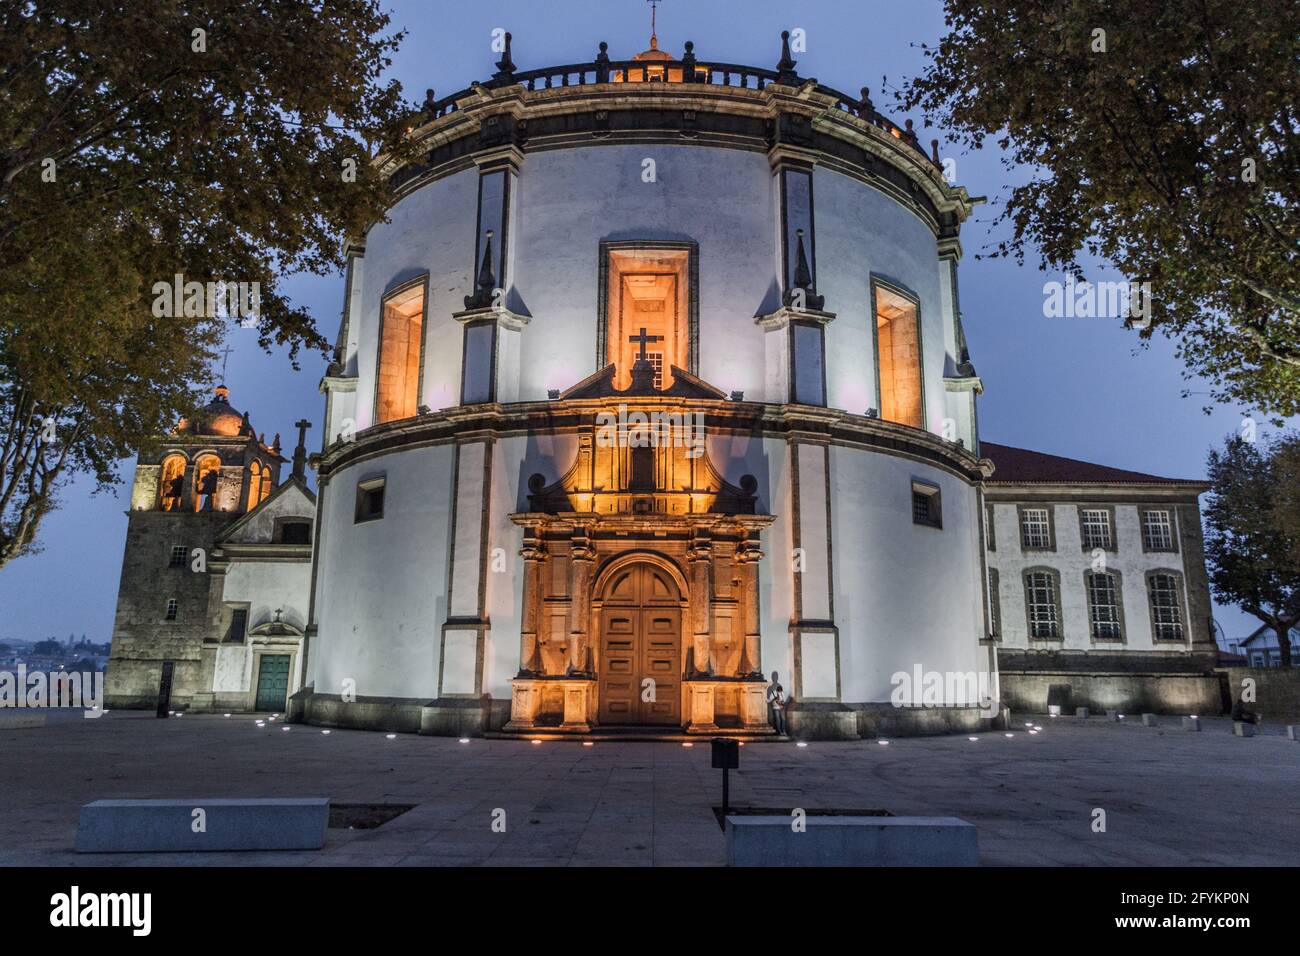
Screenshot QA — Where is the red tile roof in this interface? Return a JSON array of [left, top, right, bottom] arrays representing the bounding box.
[[981, 442, 1205, 486]]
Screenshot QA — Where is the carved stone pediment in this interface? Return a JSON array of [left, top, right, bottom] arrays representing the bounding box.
[[523, 398, 761, 517]]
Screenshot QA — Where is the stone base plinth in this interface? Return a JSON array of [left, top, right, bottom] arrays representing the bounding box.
[[683, 678, 774, 735], [503, 677, 596, 733]]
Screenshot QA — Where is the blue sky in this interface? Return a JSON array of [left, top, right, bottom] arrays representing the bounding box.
[[0, 0, 1288, 644]]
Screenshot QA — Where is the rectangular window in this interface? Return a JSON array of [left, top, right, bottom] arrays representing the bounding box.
[[460, 319, 498, 404], [225, 607, 248, 644], [1142, 509, 1175, 551], [1025, 571, 1060, 639], [355, 476, 386, 523], [1086, 571, 1123, 641], [603, 245, 691, 391], [988, 567, 1001, 638], [911, 481, 942, 529], [790, 321, 826, 406], [873, 283, 923, 428], [374, 279, 426, 424], [1148, 572, 1185, 641], [165, 599, 178, 621], [1020, 507, 1053, 550], [1080, 508, 1113, 550], [169, 545, 188, 568]]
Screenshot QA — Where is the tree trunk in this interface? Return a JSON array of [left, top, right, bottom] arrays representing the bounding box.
[[1276, 623, 1295, 669]]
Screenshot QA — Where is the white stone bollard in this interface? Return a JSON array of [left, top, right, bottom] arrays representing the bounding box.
[[1075, 707, 1089, 719], [1182, 716, 1201, 732], [1141, 713, 1158, 727], [1287, 725, 1299, 741], [1233, 722, 1256, 738]]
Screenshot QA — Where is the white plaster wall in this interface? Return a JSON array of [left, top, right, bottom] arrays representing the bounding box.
[[988, 502, 1195, 652], [829, 448, 986, 702], [509, 144, 777, 400], [352, 172, 479, 428], [313, 445, 455, 698], [347, 146, 962, 434], [222, 561, 311, 634], [815, 167, 948, 434]]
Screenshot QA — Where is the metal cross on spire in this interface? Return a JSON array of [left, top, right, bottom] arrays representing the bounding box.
[[647, 0, 660, 47], [217, 345, 234, 382]]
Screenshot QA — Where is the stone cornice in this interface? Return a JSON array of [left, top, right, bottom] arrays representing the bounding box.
[[313, 400, 991, 485], [381, 82, 975, 236]]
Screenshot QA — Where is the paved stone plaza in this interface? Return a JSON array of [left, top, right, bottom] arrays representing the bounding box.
[[3, 711, 1297, 866]]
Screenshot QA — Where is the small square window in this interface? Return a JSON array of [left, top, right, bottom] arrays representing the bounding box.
[[911, 482, 941, 529], [355, 477, 386, 523], [169, 545, 188, 568], [165, 599, 178, 621]]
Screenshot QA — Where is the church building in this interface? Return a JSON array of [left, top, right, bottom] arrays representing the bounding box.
[[106, 26, 1221, 736]]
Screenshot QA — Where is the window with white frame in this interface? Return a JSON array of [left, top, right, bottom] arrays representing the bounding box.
[[1141, 509, 1175, 551], [1025, 570, 1061, 639], [1020, 507, 1052, 549], [1080, 508, 1113, 550], [1147, 572, 1185, 641], [1086, 571, 1123, 641]]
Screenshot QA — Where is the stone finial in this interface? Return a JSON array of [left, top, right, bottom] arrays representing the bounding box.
[[904, 118, 918, 143], [423, 88, 437, 118], [595, 41, 610, 83], [492, 31, 516, 83], [292, 419, 311, 480], [682, 40, 697, 80], [856, 86, 874, 117], [785, 228, 825, 311], [464, 230, 497, 309], [776, 30, 798, 85], [931, 138, 941, 163]]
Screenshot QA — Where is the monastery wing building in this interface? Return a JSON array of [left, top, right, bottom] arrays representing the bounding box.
[[106, 30, 1222, 736]]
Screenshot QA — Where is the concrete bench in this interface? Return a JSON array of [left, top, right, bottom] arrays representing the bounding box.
[[725, 815, 978, 867], [1233, 722, 1256, 738], [76, 798, 329, 853]]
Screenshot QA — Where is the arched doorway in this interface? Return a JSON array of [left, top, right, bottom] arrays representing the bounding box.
[[596, 560, 683, 726]]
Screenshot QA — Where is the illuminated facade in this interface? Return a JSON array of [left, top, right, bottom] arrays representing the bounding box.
[[300, 29, 1004, 739]]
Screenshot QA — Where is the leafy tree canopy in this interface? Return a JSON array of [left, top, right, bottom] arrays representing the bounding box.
[[1204, 433, 1300, 666], [0, 0, 420, 567], [904, 0, 1300, 415]]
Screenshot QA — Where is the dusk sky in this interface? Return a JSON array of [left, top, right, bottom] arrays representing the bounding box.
[[0, 0, 1289, 643]]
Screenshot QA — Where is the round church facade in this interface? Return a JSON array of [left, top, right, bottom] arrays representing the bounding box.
[[301, 33, 997, 739]]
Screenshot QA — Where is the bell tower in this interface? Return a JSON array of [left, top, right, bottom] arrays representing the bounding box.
[[106, 385, 287, 710]]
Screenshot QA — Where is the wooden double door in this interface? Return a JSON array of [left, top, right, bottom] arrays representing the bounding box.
[[597, 562, 682, 726]]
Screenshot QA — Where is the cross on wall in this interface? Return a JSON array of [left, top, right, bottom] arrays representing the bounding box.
[[629, 326, 663, 363]]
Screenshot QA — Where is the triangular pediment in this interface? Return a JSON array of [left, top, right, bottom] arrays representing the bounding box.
[[218, 478, 316, 545]]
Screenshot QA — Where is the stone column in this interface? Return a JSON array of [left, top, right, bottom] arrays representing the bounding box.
[[568, 527, 595, 675], [687, 529, 713, 676], [737, 532, 764, 677], [517, 529, 546, 676]]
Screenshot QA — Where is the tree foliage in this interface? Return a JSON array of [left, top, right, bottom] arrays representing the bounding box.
[[903, 0, 1300, 414], [1203, 433, 1300, 666], [0, 0, 420, 567]]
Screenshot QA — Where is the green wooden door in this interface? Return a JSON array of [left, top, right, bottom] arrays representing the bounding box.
[[254, 655, 291, 711]]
